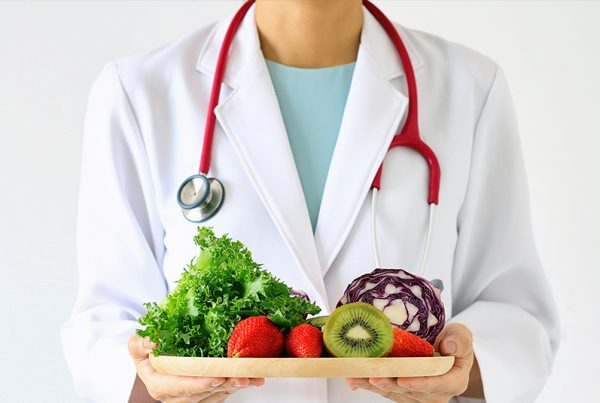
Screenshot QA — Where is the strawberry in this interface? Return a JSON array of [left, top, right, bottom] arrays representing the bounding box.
[[285, 324, 323, 358], [227, 316, 284, 358], [389, 327, 435, 357]]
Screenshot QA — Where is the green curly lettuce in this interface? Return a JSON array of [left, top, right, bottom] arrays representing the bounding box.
[[136, 227, 321, 357]]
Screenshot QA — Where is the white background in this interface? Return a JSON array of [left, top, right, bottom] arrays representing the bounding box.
[[0, 1, 598, 402]]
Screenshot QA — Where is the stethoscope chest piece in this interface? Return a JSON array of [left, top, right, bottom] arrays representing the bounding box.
[[177, 174, 225, 223]]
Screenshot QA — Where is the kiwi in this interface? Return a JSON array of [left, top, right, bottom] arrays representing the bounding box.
[[323, 302, 393, 358], [307, 315, 330, 330]]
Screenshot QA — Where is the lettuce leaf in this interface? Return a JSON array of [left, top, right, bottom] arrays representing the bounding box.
[[136, 227, 321, 357]]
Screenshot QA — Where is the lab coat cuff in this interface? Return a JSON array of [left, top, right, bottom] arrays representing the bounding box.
[[446, 300, 553, 403], [61, 322, 138, 402]]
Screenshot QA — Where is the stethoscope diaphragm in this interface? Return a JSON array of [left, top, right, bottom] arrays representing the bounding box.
[[177, 174, 225, 223]]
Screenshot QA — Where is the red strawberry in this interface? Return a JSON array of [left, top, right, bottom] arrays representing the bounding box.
[[389, 327, 435, 357], [227, 316, 284, 358], [285, 324, 323, 358]]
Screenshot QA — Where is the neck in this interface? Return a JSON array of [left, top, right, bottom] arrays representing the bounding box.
[[255, 0, 363, 68]]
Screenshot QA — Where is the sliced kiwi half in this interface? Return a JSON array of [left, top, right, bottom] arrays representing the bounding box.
[[307, 315, 330, 330], [323, 302, 393, 358]]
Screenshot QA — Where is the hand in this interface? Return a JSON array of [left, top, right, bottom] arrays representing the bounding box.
[[345, 323, 474, 403], [128, 333, 265, 402]]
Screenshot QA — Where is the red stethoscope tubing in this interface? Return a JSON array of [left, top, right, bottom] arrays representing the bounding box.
[[198, 0, 255, 175], [198, 0, 441, 206], [362, 1, 440, 205], [195, 0, 442, 277]]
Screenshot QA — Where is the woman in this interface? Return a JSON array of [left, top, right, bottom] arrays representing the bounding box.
[[61, 0, 560, 402]]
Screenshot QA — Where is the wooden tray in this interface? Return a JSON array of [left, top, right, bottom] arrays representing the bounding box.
[[149, 353, 454, 378]]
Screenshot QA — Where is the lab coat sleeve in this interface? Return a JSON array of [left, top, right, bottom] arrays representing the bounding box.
[[60, 61, 167, 402], [447, 65, 561, 403]]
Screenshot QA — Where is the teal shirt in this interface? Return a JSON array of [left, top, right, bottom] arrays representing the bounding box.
[[265, 58, 356, 233]]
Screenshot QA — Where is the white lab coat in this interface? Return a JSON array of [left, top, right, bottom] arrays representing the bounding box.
[[60, 3, 560, 403]]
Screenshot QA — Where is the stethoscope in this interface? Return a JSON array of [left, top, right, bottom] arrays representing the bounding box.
[[177, 0, 443, 287]]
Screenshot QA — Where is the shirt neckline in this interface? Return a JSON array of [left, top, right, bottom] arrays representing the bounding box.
[[264, 58, 356, 72]]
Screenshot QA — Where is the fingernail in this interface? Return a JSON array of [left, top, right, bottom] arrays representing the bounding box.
[[445, 340, 457, 354], [233, 382, 248, 388], [210, 380, 226, 387], [143, 338, 156, 349]]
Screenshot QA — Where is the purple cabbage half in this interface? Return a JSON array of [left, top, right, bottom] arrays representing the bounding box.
[[337, 268, 445, 344]]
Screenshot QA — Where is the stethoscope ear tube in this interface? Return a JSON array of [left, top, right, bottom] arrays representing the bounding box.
[[365, 0, 441, 285], [370, 188, 438, 280], [371, 188, 382, 268]]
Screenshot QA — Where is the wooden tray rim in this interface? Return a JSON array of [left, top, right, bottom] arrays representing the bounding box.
[[149, 353, 455, 378]]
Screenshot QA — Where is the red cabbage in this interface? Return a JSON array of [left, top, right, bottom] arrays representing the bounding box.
[[291, 289, 310, 301], [291, 289, 311, 319], [337, 268, 445, 344]]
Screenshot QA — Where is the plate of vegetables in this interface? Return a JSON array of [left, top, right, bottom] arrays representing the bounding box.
[[140, 227, 453, 378]]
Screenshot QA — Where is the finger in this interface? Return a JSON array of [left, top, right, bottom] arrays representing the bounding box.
[[369, 378, 416, 396], [132, 343, 229, 392], [128, 335, 261, 397], [249, 378, 266, 387], [432, 334, 474, 392], [439, 334, 472, 361], [432, 324, 475, 380], [202, 378, 265, 402], [229, 377, 251, 387], [128, 334, 156, 361], [137, 357, 228, 397], [345, 378, 370, 391], [198, 391, 232, 403], [128, 334, 235, 399], [199, 391, 233, 403], [346, 378, 416, 401], [433, 323, 472, 357], [357, 379, 419, 402], [211, 378, 253, 393], [369, 378, 429, 401], [394, 359, 471, 396], [212, 377, 265, 390], [437, 329, 475, 377]]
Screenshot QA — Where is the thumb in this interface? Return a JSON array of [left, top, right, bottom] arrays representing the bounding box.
[[128, 333, 156, 361], [435, 324, 473, 358]]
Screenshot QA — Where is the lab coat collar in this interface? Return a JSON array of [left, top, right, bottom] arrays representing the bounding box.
[[194, 2, 424, 308]]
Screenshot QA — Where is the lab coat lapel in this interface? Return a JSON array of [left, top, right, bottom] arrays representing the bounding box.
[[315, 10, 424, 276], [195, 3, 329, 310]]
